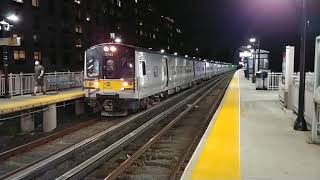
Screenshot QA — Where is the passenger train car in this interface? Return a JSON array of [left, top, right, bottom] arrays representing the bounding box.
[[84, 43, 234, 116]]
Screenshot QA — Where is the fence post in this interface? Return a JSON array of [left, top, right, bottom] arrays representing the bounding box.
[[9, 73, 13, 96], [20, 72, 24, 95], [68, 71, 71, 88], [54, 71, 57, 91]]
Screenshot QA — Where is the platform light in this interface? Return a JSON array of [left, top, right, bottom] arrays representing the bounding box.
[[115, 38, 122, 43], [110, 46, 117, 52], [160, 49, 165, 53], [174, 52, 178, 55], [249, 38, 256, 43], [185, 55, 188, 58], [193, 57, 196, 59], [6, 14, 19, 22], [104, 46, 110, 52]]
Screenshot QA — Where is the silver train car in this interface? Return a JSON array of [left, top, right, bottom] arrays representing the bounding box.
[[84, 43, 234, 116]]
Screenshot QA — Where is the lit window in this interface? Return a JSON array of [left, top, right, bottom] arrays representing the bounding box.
[[75, 25, 82, 33], [117, 0, 121, 7], [14, 50, 25, 60], [86, 14, 91, 21], [74, 0, 80, 4], [33, 34, 39, 42], [75, 39, 82, 48], [12, 0, 23, 3], [32, 0, 40, 7], [34, 51, 41, 60]]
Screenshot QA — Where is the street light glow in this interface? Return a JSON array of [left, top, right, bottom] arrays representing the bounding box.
[[6, 14, 19, 22], [249, 38, 256, 43], [160, 49, 165, 53], [174, 52, 178, 55]]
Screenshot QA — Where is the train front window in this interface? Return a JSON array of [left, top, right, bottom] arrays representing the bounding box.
[[102, 48, 134, 79], [86, 56, 100, 78]]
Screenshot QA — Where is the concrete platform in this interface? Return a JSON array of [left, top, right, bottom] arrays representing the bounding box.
[[0, 88, 84, 115], [181, 70, 320, 180], [240, 73, 320, 180]]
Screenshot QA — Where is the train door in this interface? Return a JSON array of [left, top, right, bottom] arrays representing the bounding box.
[[161, 58, 169, 89]]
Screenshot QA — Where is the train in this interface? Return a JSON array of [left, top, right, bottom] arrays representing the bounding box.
[[83, 43, 236, 116]]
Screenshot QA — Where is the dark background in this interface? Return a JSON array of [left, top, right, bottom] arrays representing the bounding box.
[[155, 0, 320, 72]]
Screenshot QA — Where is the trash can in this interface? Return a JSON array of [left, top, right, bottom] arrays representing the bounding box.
[[255, 71, 268, 90]]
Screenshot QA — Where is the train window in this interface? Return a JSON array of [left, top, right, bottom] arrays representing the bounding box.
[[86, 56, 100, 78], [102, 47, 135, 79], [140, 61, 146, 76]]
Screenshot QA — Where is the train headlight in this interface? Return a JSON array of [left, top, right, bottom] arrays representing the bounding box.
[[110, 46, 117, 52], [94, 81, 99, 88], [122, 81, 129, 87], [104, 46, 109, 52]]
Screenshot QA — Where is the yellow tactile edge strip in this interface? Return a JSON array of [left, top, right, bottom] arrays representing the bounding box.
[[181, 71, 240, 180]]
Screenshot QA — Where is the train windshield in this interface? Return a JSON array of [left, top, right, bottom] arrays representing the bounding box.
[[102, 47, 135, 79]]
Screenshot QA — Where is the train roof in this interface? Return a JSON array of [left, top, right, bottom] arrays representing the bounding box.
[[88, 43, 228, 64]]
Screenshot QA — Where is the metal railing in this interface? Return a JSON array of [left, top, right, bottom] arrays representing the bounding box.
[[267, 72, 282, 90], [0, 71, 83, 97]]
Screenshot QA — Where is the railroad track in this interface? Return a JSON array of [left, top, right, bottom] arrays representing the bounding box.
[[57, 72, 234, 180], [0, 72, 233, 180]]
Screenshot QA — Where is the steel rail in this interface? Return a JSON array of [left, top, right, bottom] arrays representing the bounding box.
[[57, 72, 233, 180], [2, 72, 230, 180], [104, 73, 232, 180], [0, 119, 96, 162]]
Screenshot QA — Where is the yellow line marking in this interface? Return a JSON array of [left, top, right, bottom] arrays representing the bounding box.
[[0, 90, 84, 114], [191, 72, 240, 180]]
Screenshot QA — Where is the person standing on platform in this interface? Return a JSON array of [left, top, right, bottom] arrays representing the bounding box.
[[32, 60, 46, 96]]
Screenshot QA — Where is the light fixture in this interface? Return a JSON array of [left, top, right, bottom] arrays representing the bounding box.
[[6, 14, 19, 22], [122, 81, 129, 87], [247, 45, 252, 49], [174, 52, 178, 55], [103, 46, 109, 52], [149, 48, 153, 50], [110, 46, 117, 52], [185, 55, 188, 58], [249, 38, 256, 43], [115, 38, 122, 43], [160, 49, 165, 53]]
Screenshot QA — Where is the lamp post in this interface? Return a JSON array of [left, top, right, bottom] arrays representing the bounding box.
[[249, 38, 261, 83], [249, 38, 257, 83], [294, 0, 308, 131], [0, 14, 19, 98]]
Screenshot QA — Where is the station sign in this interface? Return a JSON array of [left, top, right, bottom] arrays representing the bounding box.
[[0, 37, 21, 46]]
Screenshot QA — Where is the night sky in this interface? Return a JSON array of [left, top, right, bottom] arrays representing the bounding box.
[[155, 0, 320, 72]]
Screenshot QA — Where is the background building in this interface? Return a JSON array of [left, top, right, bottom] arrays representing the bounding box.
[[0, 0, 185, 73]]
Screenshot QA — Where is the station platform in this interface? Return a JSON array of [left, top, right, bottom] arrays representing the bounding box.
[[181, 70, 320, 180], [0, 88, 84, 115]]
